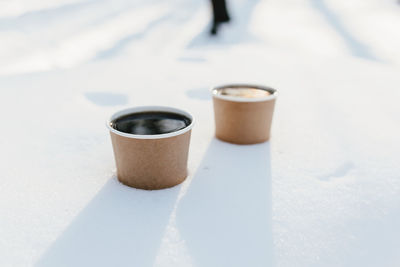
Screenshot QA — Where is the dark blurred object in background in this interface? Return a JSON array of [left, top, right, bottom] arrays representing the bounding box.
[[210, 0, 231, 35]]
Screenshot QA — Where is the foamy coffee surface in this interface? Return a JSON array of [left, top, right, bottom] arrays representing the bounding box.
[[111, 111, 191, 135], [217, 87, 271, 98]]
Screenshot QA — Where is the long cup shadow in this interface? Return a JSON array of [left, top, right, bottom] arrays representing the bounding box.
[[36, 177, 180, 267], [176, 138, 274, 266]]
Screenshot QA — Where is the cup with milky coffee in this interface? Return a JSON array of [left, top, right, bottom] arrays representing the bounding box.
[[212, 84, 277, 144], [107, 106, 194, 190]]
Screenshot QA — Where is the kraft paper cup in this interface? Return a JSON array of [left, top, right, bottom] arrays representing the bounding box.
[[212, 84, 277, 144], [106, 106, 194, 190]]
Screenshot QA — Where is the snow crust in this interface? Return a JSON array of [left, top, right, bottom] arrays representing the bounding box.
[[0, 0, 399, 266]]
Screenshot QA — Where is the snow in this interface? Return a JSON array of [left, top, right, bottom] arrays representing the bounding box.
[[0, 0, 400, 266]]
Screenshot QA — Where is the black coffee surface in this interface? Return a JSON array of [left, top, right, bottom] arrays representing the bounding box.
[[111, 111, 191, 135]]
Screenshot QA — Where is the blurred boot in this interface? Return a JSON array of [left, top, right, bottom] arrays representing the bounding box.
[[210, 0, 230, 35]]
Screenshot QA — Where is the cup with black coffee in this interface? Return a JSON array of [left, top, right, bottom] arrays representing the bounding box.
[[107, 106, 194, 190], [212, 84, 277, 144]]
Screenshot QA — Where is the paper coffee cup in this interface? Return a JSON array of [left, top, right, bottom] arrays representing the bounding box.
[[107, 106, 194, 190], [212, 84, 277, 144]]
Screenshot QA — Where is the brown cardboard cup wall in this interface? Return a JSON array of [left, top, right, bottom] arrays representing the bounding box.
[[107, 106, 193, 190], [212, 85, 277, 144]]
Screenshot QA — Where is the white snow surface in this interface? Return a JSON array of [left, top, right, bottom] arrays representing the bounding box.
[[0, 0, 400, 266]]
